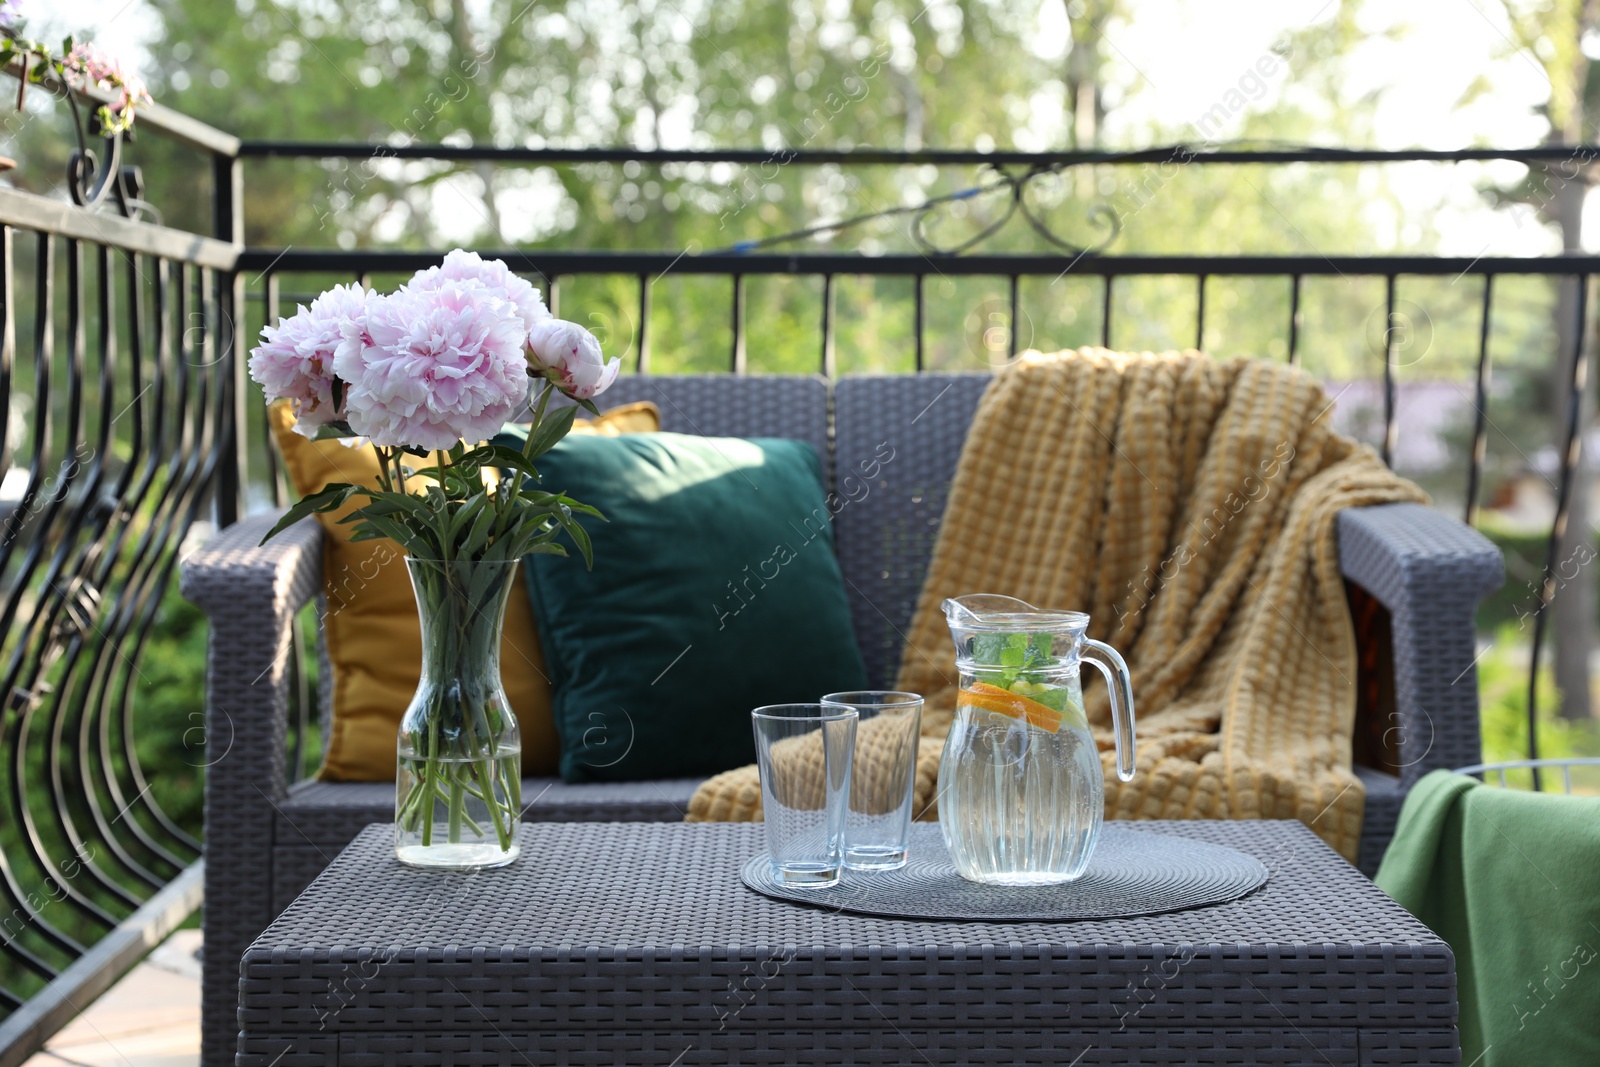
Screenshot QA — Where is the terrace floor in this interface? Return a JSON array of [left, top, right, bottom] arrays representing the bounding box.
[[23, 931, 201, 1067]]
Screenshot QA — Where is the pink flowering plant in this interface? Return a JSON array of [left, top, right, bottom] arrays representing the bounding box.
[[251, 251, 619, 861], [0, 16, 153, 138], [251, 249, 619, 567]]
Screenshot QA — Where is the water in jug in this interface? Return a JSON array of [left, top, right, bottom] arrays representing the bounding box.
[[938, 594, 1136, 885]]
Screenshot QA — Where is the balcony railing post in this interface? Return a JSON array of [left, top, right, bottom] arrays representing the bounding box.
[[1526, 272, 1593, 787], [1465, 275, 1494, 527], [1382, 274, 1398, 468], [636, 272, 651, 373], [731, 274, 746, 374], [821, 273, 836, 377], [212, 152, 245, 527]]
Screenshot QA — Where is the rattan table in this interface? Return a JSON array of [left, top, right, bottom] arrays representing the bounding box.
[[236, 821, 1457, 1066]]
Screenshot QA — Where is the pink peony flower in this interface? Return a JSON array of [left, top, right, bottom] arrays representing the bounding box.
[[406, 250, 548, 336], [248, 283, 369, 438], [333, 281, 530, 450], [527, 318, 619, 400]]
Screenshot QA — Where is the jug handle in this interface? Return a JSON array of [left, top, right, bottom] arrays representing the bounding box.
[[1083, 639, 1137, 782]]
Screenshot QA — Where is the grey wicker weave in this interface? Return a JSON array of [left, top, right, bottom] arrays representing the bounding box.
[[185, 373, 1502, 1067], [237, 820, 1458, 1066]]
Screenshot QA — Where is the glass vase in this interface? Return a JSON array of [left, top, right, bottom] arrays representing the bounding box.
[[394, 557, 522, 869]]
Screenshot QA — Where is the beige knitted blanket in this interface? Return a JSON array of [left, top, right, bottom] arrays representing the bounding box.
[[687, 349, 1426, 861]]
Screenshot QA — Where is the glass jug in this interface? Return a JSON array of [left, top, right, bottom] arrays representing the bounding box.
[[937, 594, 1136, 885]]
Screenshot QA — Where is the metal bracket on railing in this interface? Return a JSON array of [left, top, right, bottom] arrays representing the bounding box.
[[909, 163, 1122, 259], [2, 47, 161, 222], [6, 680, 51, 714], [51, 577, 103, 643], [715, 159, 1124, 260], [62, 101, 159, 222]]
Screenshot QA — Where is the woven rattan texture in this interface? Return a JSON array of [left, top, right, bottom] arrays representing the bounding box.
[[267, 778, 703, 909], [833, 374, 990, 690], [183, 510, 324, 1067], [1335, 504, 1503, 788], [239, 1027, 1375, 1066], [194, 374, 1496, 1067], [741, 824, 1268, 921], [1353, 768, 1404, 876], [237, 1028, 1470, 1066], [239, 820, 1451, 1044], [575, 374, 831, 461], [277, 776, 701, 844]]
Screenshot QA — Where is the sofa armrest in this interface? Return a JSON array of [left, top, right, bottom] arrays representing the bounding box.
[[1337, 502, 1504, 787], [181, 510, 325, 1067], [181, 510, 322, 621], [180, 510, 322, 803]]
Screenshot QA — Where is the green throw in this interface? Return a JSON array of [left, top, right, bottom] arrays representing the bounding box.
[[1375, 769, 1600, 1066]]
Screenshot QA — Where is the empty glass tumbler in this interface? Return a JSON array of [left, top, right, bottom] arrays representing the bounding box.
[[752, 704, 858, 888], [822, 691, 923, 870]]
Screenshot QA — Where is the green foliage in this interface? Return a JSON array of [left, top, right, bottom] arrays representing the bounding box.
[[1472, 518, 1600, 633], [13, 0, 1512, 391], [129, 586, 210, 833], [0, 33, 152, 138], [1476, 625, 1600, 775], [274, 398, 603, 567]]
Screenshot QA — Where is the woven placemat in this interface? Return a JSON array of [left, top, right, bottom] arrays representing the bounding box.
[[741, 823, 1269, 921]]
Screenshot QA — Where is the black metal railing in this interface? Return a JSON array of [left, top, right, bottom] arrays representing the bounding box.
[[237, 140, 1600, 795], [0, 79, 244, 1064]]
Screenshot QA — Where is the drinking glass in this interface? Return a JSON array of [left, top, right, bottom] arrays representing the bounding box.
[[822, 691, 923, 871], [752, 704, 858, 888]]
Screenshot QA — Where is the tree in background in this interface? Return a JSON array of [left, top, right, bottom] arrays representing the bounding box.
[[1483, 0, 1600, 720], [2, 1, 1559, 492]]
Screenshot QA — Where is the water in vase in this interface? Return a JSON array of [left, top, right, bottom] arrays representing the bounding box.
[[394, 746, 522, 870]]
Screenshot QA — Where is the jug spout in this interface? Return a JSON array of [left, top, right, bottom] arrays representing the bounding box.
[[942, 594, 1039, 625]]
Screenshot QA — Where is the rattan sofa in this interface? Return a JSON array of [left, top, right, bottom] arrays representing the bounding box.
[[182, 372, 1504, 1067]]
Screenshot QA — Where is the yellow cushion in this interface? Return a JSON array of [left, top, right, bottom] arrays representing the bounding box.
[[267, 399, 661, 781]]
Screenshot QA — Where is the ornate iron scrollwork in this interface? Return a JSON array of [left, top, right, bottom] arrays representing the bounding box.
[[6, 46, 157, 221], [715, 160, 1122, 259], [60, 85, 155, 222], [910, 163, 1121, 258]]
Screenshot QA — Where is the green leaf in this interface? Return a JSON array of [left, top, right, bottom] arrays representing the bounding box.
[[970, 633, 1006, 665], [554, 507, 594, 568], [460, 443, 542, 481], [523, 403, 580, 461], [553, 492, 604, 520], [259, 483, 361, 544], [344, 493, 437, 527], [366, 518, 437, 559], [461, 499, 497, 557], [998, 633, 1028, 668], [309, 421, 359, 441], [444, 493, 484, 545], [1030, 686, 1069, 713]]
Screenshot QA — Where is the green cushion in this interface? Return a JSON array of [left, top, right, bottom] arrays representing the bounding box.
[[523, 432, 869, 783]]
